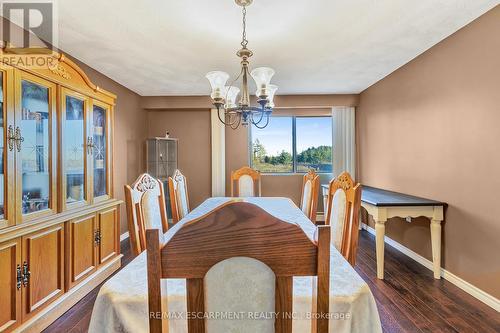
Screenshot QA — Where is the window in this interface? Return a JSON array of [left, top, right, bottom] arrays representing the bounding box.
[[251, 117, 293, 173], [250, 116, 332, 173], [296, 117, 333, 173]]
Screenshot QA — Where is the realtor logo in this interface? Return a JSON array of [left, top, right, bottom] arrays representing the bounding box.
[[1, 1, 57, 53]]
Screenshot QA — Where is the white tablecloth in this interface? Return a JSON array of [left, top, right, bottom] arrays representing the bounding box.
[[89, 197, 382, 333]]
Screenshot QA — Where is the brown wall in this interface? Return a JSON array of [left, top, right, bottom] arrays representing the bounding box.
[[357, 5, 500, 297], [146, 110, 212, 209], [69, 58, 147, 234]]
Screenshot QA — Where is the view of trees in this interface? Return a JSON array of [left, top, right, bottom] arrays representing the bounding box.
[[252, 139, 332, 173]]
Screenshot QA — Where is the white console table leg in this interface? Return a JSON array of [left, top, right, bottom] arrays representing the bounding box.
[[430, 219, 442, 279], [375, 219, 386, 279]]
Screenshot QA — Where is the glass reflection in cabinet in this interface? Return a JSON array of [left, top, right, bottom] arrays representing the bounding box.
[[0, 72, 4, 219], [93, 105, 107, 197], [21, 80, 50, 214], [64, 96, 85, 203]]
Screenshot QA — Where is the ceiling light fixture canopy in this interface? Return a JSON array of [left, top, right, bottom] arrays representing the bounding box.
[[205, 0, 277, 129]]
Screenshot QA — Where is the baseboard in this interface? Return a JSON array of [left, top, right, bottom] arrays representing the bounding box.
[[120, 231, 130, 242], [361, 223, 500, 312]]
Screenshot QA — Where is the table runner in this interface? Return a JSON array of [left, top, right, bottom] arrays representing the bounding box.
[[89, 197, 382, 333]]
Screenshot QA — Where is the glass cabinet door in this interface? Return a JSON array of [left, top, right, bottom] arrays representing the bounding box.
[[0, 69, 15, 229], [91, 101, 110, 201], [61, 88, 88, 210], [0, 72, 5, 225], [15, 73, 57, 220]]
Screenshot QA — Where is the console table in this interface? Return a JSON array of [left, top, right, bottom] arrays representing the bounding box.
[[321, 185, 446, 279]]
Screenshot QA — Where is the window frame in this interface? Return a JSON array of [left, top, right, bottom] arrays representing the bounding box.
[[248, 115, 333, 174]]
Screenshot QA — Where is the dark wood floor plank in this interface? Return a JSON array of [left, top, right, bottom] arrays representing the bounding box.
[[67, 311, 93, 333], [43, 230, 500, 333], [356, 249, 435, 332], [44, 288, 100, 332], [354, 266, 413, 333]]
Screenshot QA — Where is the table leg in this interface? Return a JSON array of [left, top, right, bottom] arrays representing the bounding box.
[[375, 220, 386, 279], [430, 219, 442, 279]]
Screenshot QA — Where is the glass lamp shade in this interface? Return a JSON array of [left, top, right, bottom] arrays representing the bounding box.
[[206, 71, 229, 99], [223, 86, 240, 108], [251, 67, 275, 96], [265, 84, 278, 108]]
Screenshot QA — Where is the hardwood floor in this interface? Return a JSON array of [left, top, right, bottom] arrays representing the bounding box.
[[355, 231, 500, 333], [44, 230, 500, 333]]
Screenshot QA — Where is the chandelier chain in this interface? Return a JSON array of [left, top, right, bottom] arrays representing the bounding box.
[[241, 6, 248, 48]]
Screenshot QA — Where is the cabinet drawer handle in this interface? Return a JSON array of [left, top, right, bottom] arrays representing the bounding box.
[[94, 230, 101, 246], [16, 264, 22, 290], [22, 261, 30, 287]]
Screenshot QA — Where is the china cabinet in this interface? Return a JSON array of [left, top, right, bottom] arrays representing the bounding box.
[[0, 50, 121, 332], [146, 137, 178, 219], [146, 137, 178, 180]]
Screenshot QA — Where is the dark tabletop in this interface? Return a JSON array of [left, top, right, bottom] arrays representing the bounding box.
[[322, 184, 447, 207]]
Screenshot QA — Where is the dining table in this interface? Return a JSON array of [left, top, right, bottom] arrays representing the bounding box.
[[88, 197, 382, 333]]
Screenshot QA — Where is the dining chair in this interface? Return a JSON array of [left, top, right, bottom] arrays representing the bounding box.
[[146, 201, 331, 333], [230, 166, 261, 197], [168, 169, 190, 223], [325, 171, 362, 266], [300, 169, 320, 223], [124, 173, 169, 256]]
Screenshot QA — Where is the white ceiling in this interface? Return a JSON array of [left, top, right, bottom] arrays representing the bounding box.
[[57, 0, 498, 96]]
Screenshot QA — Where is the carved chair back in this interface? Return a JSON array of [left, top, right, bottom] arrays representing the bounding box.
[[230, 166, 261, 197], [325, 172, 362, 266], [146, 201, 331, 333], [300, 170, 320, 223], [124, 173, 168, 256], [168, 169, 190, 223]]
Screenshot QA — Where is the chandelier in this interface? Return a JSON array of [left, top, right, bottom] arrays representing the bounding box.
[[205, 0, 277, 129]]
